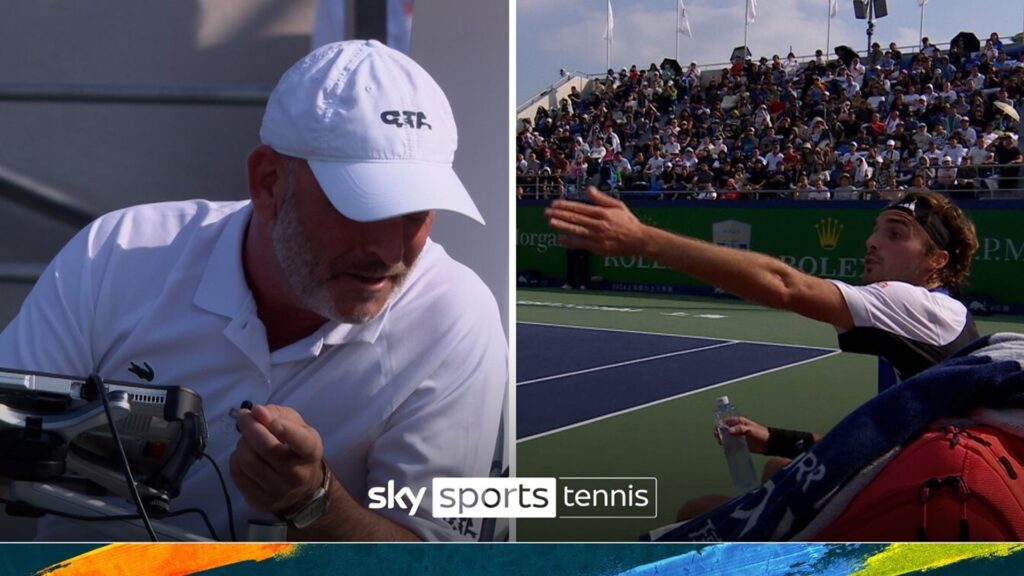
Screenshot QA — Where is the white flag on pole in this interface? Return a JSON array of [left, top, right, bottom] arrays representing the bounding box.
[[747, 0, 757, 24], [830, 0, 838, 18], [604, 0, 614, 40], [678, 0, 692, 37]]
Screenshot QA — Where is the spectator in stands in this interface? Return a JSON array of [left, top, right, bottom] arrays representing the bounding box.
[[571, 136, 590, 162], [745, 156, 770, 190], [517, 29, 1023, 202], [957, 117, 978, 147], [863, 177, 882, 200], [659, 162, 678, 193], [833, 172, 860, 200], [689, 180, 713, 199], [875, 156, 897, 191], [525, 151, 541, 173], [983, 39, 1000, 62], [851, 155, 873, 187], [762, 161, 791, 197], [645, 150, 667, 188], [877, 139, 901, 165], [994, 134, 1023, 192], [676, 164, 698, 195], [920, 37, 940, 59], [679, 147, 698, 169], [968, 68, 986, 91], [968, 136, 990, 167], [880, 51, 896, 73], [783, 52, 800, 77], [515, 153, 528, 175], [850, 57, 866, 86], [610, 151, 632, 183], [995, 52, 1015, 74], [922, 141, 943, 166], [588, 137, 607, 175], [883, 110, 903, 134], [807, 178, 831, 200], [911, 173, 930, 191], [988, 32, 1004, 53], [569, 156, 588, 189], [664, 133, 682, 156], [839, 141, 863, 167], [916, 155, 936, 185], [866, 43, 884, 68], [936, 55, 957, 83], [865, 112, 886, 138], [683, 61, 701, 89], [708, 135, 728, 157], [933, 156, 958, 189], [601, 123, 622, 153], [952, 156, 979, 199], [942, 136, 968, 166], [694, 161, 714, 187], [781, 144, 801, 168], [719, 178, 741, 200]]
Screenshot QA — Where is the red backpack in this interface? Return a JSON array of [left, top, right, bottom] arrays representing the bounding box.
[[815, 425, 1024, 541]]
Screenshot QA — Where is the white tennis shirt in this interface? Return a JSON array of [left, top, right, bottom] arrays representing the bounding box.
[[0, 200, 507, 541]]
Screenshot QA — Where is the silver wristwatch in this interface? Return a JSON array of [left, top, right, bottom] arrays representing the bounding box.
[[281, 459, 332, 530]]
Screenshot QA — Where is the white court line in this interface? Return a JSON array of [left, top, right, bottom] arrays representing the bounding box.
[[517, 341, 738, 386], [517, 349, 841, 443], [517, 320, 839, 352]]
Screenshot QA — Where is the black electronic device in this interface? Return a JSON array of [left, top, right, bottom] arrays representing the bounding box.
[[0, 367, 207, 513]]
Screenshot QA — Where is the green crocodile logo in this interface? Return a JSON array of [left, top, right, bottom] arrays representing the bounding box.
[[129, 361, 155, 382]]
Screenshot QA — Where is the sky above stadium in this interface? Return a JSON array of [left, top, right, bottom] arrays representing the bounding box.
[[516, 0, 1024, 104]]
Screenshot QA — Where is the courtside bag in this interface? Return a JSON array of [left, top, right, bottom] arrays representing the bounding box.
[[815, 425, 1024, 541]]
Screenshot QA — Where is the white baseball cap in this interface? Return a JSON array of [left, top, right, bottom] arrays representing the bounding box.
[[260, 40, 484, 224]]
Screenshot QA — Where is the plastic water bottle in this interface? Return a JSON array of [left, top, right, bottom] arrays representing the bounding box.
[[714, 395, 760, 493]]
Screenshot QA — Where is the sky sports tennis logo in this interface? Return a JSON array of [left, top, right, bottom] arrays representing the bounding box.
[[368, 477, 657, 519]]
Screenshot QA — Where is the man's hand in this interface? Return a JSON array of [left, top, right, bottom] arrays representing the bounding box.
[[545, 187, 649, 256], [715, 416, 770, 454], [229, 404, 325, 515]]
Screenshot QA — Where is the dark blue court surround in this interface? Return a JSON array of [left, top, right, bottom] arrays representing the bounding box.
[[517, 324, 834, 440]]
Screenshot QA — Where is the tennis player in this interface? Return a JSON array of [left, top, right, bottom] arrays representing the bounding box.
[[547, 188, 979, 468]]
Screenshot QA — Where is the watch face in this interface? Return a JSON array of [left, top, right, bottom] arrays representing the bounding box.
[[290, 489, 329, 529]]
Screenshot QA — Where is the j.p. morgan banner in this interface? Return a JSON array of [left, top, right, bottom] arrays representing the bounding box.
[[518, 200, 1024, 311]]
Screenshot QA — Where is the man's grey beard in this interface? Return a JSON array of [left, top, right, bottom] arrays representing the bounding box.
[[271, 174, 411, 324]]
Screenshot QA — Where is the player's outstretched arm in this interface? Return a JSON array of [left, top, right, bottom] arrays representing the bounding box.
[[546, 187, 854, 329]]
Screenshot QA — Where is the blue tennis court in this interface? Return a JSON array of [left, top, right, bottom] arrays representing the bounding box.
[[516, 323, 837, 440]]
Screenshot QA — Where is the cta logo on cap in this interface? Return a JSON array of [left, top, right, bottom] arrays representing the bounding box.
[[260, 40, 484, 224], [380, 110, 433, 130]]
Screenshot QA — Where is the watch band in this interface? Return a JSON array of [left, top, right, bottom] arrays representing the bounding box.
[[280, 459, 332, 530]]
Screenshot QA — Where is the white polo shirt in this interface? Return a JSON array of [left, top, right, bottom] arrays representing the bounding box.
[[0, 200, 507, 542], [831, 281, 968, 346], [829, 280, 976, 385]]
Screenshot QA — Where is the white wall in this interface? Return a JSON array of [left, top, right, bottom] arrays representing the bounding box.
[[411, 0, 510, 336]]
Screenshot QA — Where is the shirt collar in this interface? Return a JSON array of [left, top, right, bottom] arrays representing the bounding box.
[[194, 202, 252, 318]]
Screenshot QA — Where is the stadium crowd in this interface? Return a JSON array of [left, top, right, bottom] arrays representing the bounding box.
[[516, 33, 1024, 201]]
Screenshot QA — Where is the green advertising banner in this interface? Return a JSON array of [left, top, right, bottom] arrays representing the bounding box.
[[518, 200, 1024, 311]]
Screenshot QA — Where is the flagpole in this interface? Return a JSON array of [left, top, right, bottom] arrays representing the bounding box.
[[918, 2, 925, 50], [826, 1, 832, 65], [676, 1, 680, 61], [744, 0, 749, 54], [606, 0, 611, 70]]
